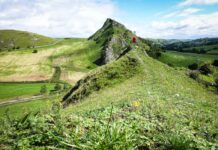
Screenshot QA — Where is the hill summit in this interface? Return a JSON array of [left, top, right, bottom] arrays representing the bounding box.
[[89, 18, 140, 64]]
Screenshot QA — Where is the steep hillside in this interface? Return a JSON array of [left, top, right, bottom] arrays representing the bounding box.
[[0, 30, 55, 51], [89, 18, 148, 64], [62, 47, 147, 107]]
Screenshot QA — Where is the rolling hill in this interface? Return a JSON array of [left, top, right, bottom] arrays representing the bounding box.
[[163, 38, 218, 54], [0, 29, 56, 51]]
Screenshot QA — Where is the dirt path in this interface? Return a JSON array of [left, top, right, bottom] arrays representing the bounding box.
[[0, 95, 49, 106]]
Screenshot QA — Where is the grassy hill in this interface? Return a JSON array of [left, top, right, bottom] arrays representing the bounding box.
[[158, 51, 217, 68], [0, 30, 56, 51], [1, 48, 217, 149], [0, 19, 217, 149], [163, 38, 218, 54], [89, 18, 148, 64]]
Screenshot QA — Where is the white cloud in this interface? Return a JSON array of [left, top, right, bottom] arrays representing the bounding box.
[[0, 0, 118, 37], [163, 8, 201, 18], [142, 12, 218, 39], [178, 0, 218, 7]]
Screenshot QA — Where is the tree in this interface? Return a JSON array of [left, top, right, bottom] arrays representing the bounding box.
[[40, 85, 47, 94]]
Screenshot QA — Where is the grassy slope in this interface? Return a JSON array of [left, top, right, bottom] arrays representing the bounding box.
[[0, 95, 61, 119], [158, 51, 217, 67], [183, 44, 218, 54], [64, 49, 217, 113], [61, 49, 217, 149], [0, 83, 56, 101], [0, 30, 55, 51], [0, 39, 101, 84], [1, 49, 217, 149]]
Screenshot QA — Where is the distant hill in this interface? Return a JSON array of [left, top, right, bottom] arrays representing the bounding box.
[[0, 30, 56, 51], [163, 38, 218, 54]]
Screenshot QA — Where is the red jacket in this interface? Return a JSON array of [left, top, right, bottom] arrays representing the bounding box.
[[132, 37, 137, 43]]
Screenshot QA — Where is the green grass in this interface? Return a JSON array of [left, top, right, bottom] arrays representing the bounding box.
[[0, 95, 60, 119], [50, 39, 101, 72], [0, 83, 56, 101], [64, 49, 217, 113], [183, 44, 218, 54], [0, 38, 101, 84], [0, 29, 56, 51], [158, 51, 217, 67], [0, 49, 217, 149]]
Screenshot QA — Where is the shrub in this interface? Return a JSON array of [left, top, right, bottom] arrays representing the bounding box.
[[63, 84, 70, 90], [200, 48, 206, 54], [54, 83, 62, 91], [188, 63, 198, 70], [212, 59, 218, 67], [40, 85, 47, 94], [215, 78, 218, 88], [189, 71, 199, 80], [32, 49, 38, 53], [199, 64, 213, 75]]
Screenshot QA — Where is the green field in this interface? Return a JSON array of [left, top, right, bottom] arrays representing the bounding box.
[[183, 44, 218, 55], [0, 95, 61, 119], [0, 83, 56, 101], [0, 38, 101, 84], [0, 29, 56, 51], [158, 51, 217, 67]]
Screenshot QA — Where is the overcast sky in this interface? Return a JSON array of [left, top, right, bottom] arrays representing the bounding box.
[[0, 0, 218, 39]]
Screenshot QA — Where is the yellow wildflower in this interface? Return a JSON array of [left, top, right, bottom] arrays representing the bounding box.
[[132, 101, 140, 107]]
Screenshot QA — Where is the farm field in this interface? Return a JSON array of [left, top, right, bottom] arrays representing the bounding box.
[[0, 94, 61, 119], [157, 51, 217, 67], [0, 38, 101, 84], [0, 82, 56, 101]]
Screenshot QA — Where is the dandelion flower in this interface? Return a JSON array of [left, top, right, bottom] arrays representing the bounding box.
[[132, 101, 140, 107]]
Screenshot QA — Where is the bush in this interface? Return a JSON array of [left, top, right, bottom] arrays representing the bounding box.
[[40, 85, 47, 94], [63, 84, 70, 90], [54, 83, 62, 91], [199, 64, 213, 75], [212, 59, 218, 67], [188, 63, 198, 70], [200, 48, 206, 54], [32, 49, 38, 53], [189, 71, 199, 80], [215, 78, 218, 88]]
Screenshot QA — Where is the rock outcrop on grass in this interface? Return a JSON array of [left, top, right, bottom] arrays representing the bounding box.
[[89, 18, 148, 65]]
